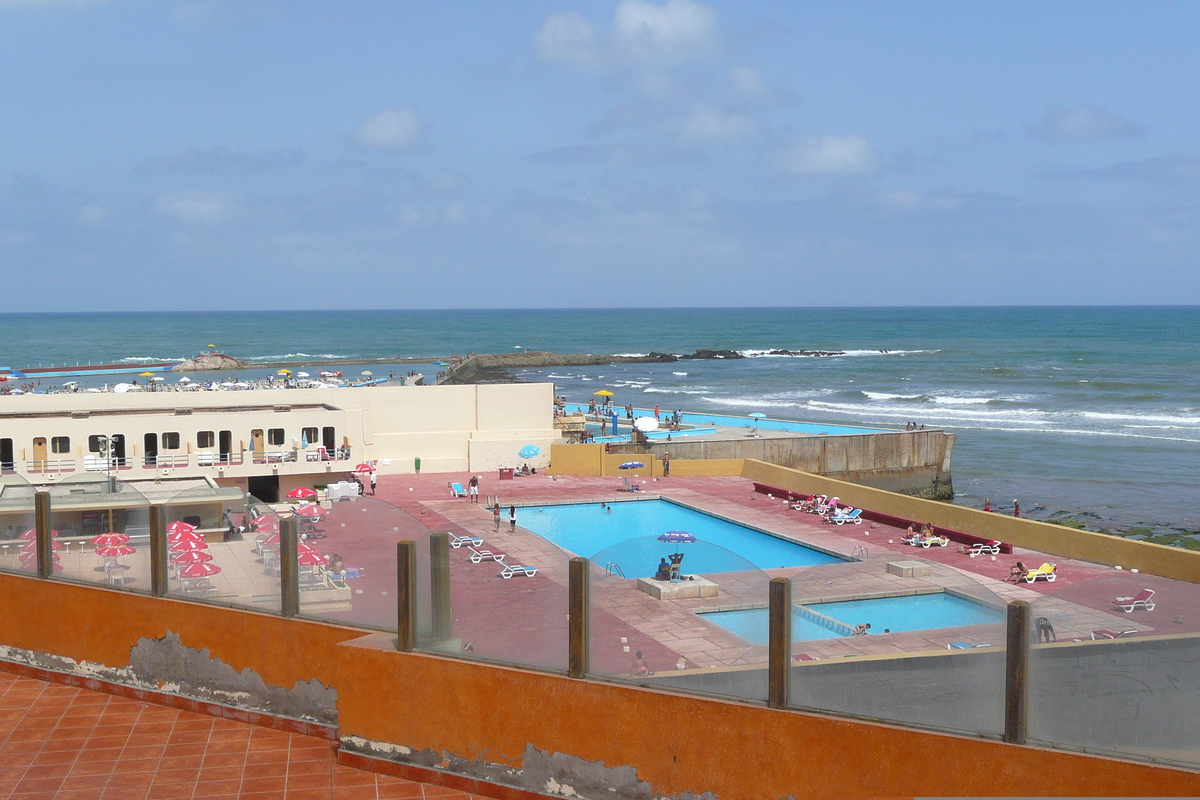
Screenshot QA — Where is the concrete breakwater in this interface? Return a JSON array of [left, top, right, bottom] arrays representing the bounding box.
[[438, 350, 780, 384]]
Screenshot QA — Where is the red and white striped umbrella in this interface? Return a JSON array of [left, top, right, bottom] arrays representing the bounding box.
[[286, 487, 317, 500], [171, 551, 213, 565], [179, 561, 221, 578], [168, 529, 205, 543], [252, 516, 279, 532], [20, 559, 61, 573], [19, 529, 58, 540], [354, 462, 375, 473], [168, 538, 208, 553], [293, 504, 328, 518], [296, 542, 319, 556], [22, 539, 61, 552], [91, 533, 130, 546], [166, 521, 196, 534], [96, 543, 137, 557], [20, 550, 59, 564], [297, 551, 327, 566]]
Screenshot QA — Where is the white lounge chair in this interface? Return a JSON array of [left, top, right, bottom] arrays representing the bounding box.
[[469, 546, 506, 564], [499, 563, 537, 579], [968, 540, 1002, 555], [448, 532, 484, 549], [826, 509, 863, 526], [1112, 588, 1155, 612]]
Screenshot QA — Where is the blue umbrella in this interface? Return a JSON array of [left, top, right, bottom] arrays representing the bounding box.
[[619, 461, 645, 469], [519, 445, 540, 459], [748, 411, 766, 436]]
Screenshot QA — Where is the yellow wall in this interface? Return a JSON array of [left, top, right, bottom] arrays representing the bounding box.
[[741, 459, 1200, 583]]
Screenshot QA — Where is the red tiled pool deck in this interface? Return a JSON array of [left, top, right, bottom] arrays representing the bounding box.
[[0, 672, 476, 800]]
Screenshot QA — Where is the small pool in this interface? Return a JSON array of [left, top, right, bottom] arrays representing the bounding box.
[[565, 404, 892, 436], [705, 593, 1005, 645], [515, 500, 840, 576]]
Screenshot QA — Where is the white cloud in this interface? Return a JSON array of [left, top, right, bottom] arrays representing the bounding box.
[[775, 134, 879, 177], [536, 0, 718, 70], [1027, 105, 1146, 142], [676, 105, 756, 143], [156, 191, 238, 225], [77, 204, 107, 227], [355, 107, 425, 152]]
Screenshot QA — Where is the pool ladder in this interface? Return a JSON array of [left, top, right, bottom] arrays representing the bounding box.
[[604, 562, 626, 578], [851, 545, 868, 561]]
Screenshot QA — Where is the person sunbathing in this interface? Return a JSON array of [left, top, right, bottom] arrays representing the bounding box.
[[1007, 561, 1027, 582]]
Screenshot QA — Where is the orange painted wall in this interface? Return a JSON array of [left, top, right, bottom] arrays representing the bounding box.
[[335, 634, 1200, 799], [0, 572, 361, 692]]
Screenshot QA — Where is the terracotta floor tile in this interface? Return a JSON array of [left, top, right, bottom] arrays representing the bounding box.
[[59, 773, 110, 791], [100, 786, 151, 800], [331, 785, 381, 800], [21, 761, 72, 780], [150, 766, 201, 785], [110, 758, 162, 775], [162, 742, 206, 758], [196, 765, 243, 783], [375, 784, 427, 799], [31, 746, 82, 765], [201, 740, 247, 756], [242, 761, 287, 779], [240, 775, 288, 793], [145, 781, 195, 799], [199, 754, 245, 770], [11, 775, 66, 795], [285, 788, 336, 800]]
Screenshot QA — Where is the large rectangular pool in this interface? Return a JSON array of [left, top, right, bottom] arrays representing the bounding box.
[[515, 500, 840, 576], [705, 593, 1005, 644]]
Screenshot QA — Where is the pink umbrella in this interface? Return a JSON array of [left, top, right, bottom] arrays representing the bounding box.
[[354, 463, 375, 473], [172, 551, 213, 565], [286, 488, 317, 499], [261, 532, 280, 546], [168, 529, 205, 543], [20, 550, 59, 564], [19, 529, 58, 540], [166, 521, 196, 534], [252, 516, 279, 532], [297, 551, 327, 566], [179, 561, 221, 578], [293, 505, 328, 518], [91, 533, 130, 546], [23, 540, 61, 552], [169, 539, 208, 553], [96, 544, 137, 557]]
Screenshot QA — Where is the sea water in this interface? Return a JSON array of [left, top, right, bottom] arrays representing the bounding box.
[[0, 307, 1196, 533]]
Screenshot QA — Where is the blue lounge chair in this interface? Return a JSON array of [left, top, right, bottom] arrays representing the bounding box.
[[499, 563, 537, 579], [448, 532, 483, 549], [450, 482, 467, 497], [827, 508, 863, 526]]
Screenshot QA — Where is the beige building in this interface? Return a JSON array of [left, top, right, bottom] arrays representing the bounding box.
[[0, 383, 559, 501]]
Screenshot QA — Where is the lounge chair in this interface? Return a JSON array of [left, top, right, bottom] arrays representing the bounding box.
[[948, 642, 992, 649], [1112, 588, 1155, 612], [450, 482, 467, 498], [448, 532, 484, 549], [920, 535, 950, 548], [1091, 629, 1137, 640], [968, 540, 1002, 555], [1022, 563, 1057, 583], [826, 508, 863, 526], [468, 546, 506, 564], [499, 563, 537, 579]]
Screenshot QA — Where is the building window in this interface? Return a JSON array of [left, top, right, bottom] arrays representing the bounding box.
[[197, 431, 215, 448], [301, 427, 318, 446], [88, 435, 104, 453], [51, 437, 70, 454], [267, 428, 285, 446], [162, 432, 180, 450]]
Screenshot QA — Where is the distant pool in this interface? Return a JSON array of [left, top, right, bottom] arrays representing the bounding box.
[[565, 404, 891, 436], [515, 500, 840, 576], [705, 593, 1005, 644]]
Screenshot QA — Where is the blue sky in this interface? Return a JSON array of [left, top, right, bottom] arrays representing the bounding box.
[[2, 0, 1199, 309]]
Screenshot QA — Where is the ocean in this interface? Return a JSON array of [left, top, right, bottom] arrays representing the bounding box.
[[1, 307, 1196, 535]]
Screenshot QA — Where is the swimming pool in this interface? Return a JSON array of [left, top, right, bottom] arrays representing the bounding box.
[[515, 500, 840, 576], [566, 404, 891, 436], [705, 593, 1005, 645]]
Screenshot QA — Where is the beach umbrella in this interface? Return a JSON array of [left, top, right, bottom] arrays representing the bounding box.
[[96, 543, 137, 557], [138, 371, 155, 377], [633, 417, 659, 432], [179, 561, 221, 578], [748, 412, 766, 436], [63, 381, 77, 387], [297, 550, 327, 566], [23, 539, 61, 552], [172, 551, 213, 565], [179, 376, 192, 383], [252, 515, 279, 532], [19, 529, 58, 540], [518, 445, 540, 459], [261, 531, 281, 546], [294, 504, 329, 518], [286, 487, 317, 500], [297, 542, 319, 556], [150, 376, 164, 382], [91, 533, 130, 546], [354, 462, 375, 473], [593, 390, 614, 397], [167, 521, 196, 534], [360, 370, 373, 376], [618, 461, 645, 470], [169, 538, 208, 553], [277, 369, 291, 376], [207, 344, 216, 348], [168, 530, 205, 544], [296, 372, 310, 378], [657, 530, 696, 557]]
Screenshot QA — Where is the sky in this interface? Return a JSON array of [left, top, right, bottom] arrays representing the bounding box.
[[2, 0, 1199, 309]]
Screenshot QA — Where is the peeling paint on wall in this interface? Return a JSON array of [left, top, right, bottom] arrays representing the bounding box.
[[340, 736, 719, 800], [0, 630, 336, 725]]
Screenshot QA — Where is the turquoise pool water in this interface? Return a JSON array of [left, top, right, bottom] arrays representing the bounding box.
[[566, 404, 892, 436], [515, 500, 840, 575], [706, 593, 1005, 644]]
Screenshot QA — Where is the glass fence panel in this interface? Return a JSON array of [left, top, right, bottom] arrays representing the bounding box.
[[167, 489, 281, 612], [588, 537, 770, 702], [422, 522, 570, 671], [787, 559, 1008, 737], [1027, 577, 1200, 768], [49, 475, 151, 592], [291, 496, 429, 631], [0, 474, 36, 574]]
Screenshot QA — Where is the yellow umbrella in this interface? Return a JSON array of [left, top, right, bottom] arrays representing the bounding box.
[[207, 344, 216, 347], [138, 371, 155, 377], [593, 390, 614, 396], [277, 369, 292, 374]]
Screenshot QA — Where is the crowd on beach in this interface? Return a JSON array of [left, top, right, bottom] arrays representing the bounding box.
[[0, 373, 397, 396]]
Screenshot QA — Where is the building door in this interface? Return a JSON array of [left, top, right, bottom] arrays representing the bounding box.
[[143, 433, 158, 467], [32, 437, 46, 470], [0, 438, 13, 472], [251, 429, 264, 461], [219, 430, 232, 463], [322, 427, 336, 452], [110, 434, 126, 468]]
